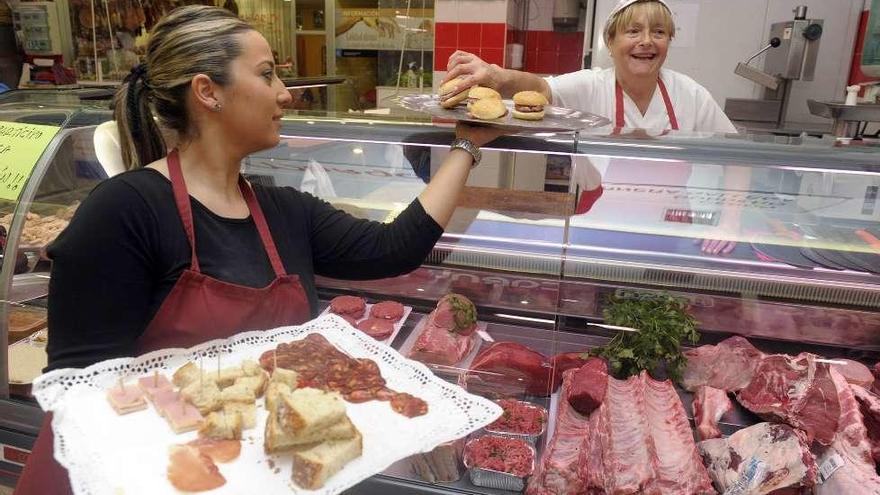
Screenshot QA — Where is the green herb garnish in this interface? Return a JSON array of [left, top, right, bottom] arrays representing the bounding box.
[[588, 292, 699, 381]]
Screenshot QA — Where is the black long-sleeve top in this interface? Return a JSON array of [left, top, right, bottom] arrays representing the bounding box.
[[46, 168, 443, 371]]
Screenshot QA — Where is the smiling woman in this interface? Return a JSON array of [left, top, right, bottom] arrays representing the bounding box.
[[14, 5, 503, 495]]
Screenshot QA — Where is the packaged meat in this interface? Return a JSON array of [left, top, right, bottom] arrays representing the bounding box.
[[484, 399, 547, 444], [409, 438, 465, 483], [698, 422, 817, 495], [464, 435, 535, 491], [469, 342, 552, 396], [566, 358, 607, 415]]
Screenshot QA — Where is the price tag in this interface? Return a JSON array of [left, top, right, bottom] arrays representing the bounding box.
[[819, 452, 845, 483], [0, 122, 60, 202]]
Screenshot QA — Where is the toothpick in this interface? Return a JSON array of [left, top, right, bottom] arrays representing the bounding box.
[[199, 354, 204, 388], [153, 370, 158, 388], [216, 352, 221, 382], [117, 376, 124, 392]]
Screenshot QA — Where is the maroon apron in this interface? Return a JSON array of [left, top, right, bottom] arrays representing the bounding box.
[[575, 77, 683, 214], [15, 149, 310, 494]]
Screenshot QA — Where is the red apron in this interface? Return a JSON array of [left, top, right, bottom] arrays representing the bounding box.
[[15, 150, 310, 494], [576, 77, 683, 214]]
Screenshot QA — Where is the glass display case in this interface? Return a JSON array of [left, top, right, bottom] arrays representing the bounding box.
[[1, 91, 880, 492]]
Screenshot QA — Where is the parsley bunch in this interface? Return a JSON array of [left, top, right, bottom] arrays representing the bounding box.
[[589, 293, 699, 381]]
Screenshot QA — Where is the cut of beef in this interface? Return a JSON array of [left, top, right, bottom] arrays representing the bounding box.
[[698, 422, 817, 495], [831, 359, 874, 388], [566, 358, 607, 416], [470, 342, 552, 396], [814, 369, 880, 494], [526, 369, 590, 495], [681, 336, 764, 392], [578, 372, 715, 495], [737, 353, 840, 445], [852, 385, 880, 464], [872, 362, 880, 396], [692, 386, 732, 441], [550, 352, 591, 393], [409, 320, 473, 366]]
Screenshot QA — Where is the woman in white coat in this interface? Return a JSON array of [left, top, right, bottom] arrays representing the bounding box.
[[442, 0, 745, 254]]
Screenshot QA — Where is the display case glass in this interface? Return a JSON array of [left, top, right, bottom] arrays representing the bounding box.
[[1, 95, 880, 492]]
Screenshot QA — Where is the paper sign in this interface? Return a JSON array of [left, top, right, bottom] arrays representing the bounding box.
[[0, 122, 60, 202]]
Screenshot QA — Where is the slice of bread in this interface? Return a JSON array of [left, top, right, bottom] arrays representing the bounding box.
[[269, 367, 299, 388], [219, 383, 256, 404], [181, 380, 222, 415], [234, 371, 269, 398], [223, 401, 257, 430], [199, 410, 243, 440], [241, 359, 263, 377], [172, 362, 203, 388], [265, 382, 292, 415], [279, 387, 346, 433], [264, 413, 357, 454], [213, 367, 245, 388], [164, 399, 204, 434], [107, 385, 147, 415], [291, 431, 363, 489]]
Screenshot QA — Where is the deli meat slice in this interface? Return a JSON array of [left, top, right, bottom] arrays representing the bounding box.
[[526, 369, 591, 495], [681, 336, 764, 392], [693, 386, 732, 441], [578, 373, 714, 494], [815, 369, 880, 494], [698, 422, 817, 494], [737, 353, 841, 445]]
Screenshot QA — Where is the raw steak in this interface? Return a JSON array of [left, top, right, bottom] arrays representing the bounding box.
[[550, 352, 591, 393], [814, 369, 880, 494], [526, 369, 591, 495], [567, 358, 607, 416], [409, 319, 473, 366], [698, 422, 817, 494], [831, 359, 874, 388], [681, 336, 764, 392], [737, 353, 841, 445], [852, 385, 880, 464], [470, 342, 552, 396], [579, 372, 715, 495], [692, 386, 732, 441]]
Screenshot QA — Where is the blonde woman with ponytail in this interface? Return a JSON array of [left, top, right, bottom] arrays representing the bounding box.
[[15, 6, 499, 494]]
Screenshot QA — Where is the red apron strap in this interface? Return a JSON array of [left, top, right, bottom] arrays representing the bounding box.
[[657, 77, 679, 130], [614, 81, 625, 133], [614, 77, 679, 131], [238, 178, 286, 278], [166, 149, 200, 272]]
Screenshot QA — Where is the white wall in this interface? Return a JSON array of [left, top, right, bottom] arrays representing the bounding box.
[[592, 0, 863, 125]]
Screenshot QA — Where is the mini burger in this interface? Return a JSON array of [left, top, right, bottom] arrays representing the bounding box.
[[468, 97, 508, 120], [466, 86, 502, 110], [438, 78, 469, 109], [512, 91, 549, 121]]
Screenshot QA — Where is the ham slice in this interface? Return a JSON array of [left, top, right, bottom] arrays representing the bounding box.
[[167, 445, 226, 492], [137, 373, 173, 400], [186, 438, 242, 463], [692, 386, 732, 441], [106, 384, 147, 415]]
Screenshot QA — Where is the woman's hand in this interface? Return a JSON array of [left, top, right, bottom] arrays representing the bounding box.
[[455, 122, 505, 147], [442, 50, 504, 91]]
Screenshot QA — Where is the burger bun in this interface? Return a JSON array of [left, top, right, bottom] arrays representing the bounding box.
[[512, 109, 546, 121], [512, 90, 549, 106], [469, 98, 508, 120], [438, 78, 469, 109]]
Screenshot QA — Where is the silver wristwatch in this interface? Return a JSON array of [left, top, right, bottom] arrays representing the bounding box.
[[450, 138, 482, 167]]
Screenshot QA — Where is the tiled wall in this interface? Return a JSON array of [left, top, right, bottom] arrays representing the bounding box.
[[433, 0, 585, 76], [509, 29, 584, 74], [435, 22, 508, 70]]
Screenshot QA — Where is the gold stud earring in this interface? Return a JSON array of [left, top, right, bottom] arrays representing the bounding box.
[[212, 103, 222, 112]]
